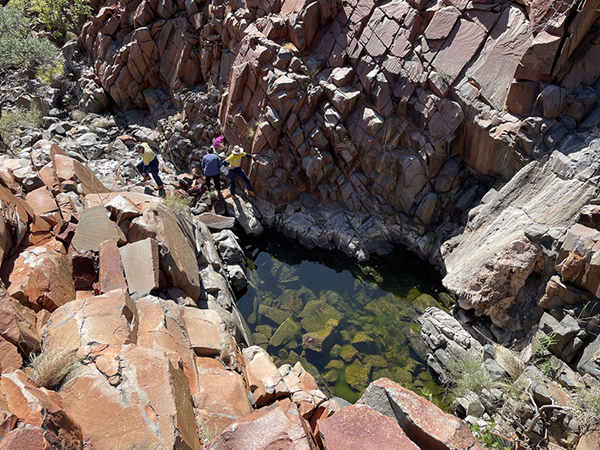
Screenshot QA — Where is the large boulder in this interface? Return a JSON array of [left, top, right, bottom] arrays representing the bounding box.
[[358, 378, 482, 450], [7, 240, 76, 312], [202, 398, 314, 449], [0, 370, 84, 450], [442, 141, 600, 331], [44, 288, 138, 354], [242, 346, 290, 407], [128, 203, 201, 300], [318, 403, 420, 450], [61, 345, 201, 450]]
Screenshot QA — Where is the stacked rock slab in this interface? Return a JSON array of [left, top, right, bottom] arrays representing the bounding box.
[[0, 134, 491, 450]]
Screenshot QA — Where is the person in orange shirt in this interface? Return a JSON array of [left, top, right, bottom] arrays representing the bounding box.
[[225, 145, 256, 199]]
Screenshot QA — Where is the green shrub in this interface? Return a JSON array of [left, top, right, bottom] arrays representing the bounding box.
[[533, 332, 558, 357], [468, 418, 511, 450], [162, 193, 190, 212], [0, 1, 59, 70], [0, 105, 43, 142], [447, 356, 495, 399], [37, 59, 65, 84], [31, 0, 93, 37]]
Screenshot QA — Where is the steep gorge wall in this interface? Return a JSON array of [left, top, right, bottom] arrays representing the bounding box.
[[71, 0, 600, 333], [73, 0, 600, 263]]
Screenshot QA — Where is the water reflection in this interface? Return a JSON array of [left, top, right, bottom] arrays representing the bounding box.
[[238, 230, 452, 408]]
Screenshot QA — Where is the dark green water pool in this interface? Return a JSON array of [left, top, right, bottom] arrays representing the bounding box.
[[238, 231, 452, 407]]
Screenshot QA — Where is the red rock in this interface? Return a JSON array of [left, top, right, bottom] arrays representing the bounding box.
[[318, 404, 420, 450], [105, 194, 142, 223], [281, 362, 327, 419], [55, 193, 78, 222], [0, 370, 84, 450], [194, 357, 253, 443], [119, 238, 160, 296], [0, 166, 21, 194], [136, 296, 199, 393], [71, 205, 120, 252], [61, 345, 200, 450], [54, 220, 77, 244], [38, 164, 60, 194], [506, 80, 541, 116], [181, 308, 228, 357], [242, 346, 290, 407], [203, 398, 315, 449], [85, 192, 160, 210], [45, 288, 138, 353], [7, 243, 76, 312], [515, 30, 562, 82], [52, 155, 110, 196], [358, 378, 482, 450], [0, 424, 47, 450], [25, 186, 59, 217], [71, 250, 97, 290], [0, 335, 22, 373], [424, 6, 461, 40], [128, 203, 201, 300], [98, 239, 127, 293], [432, 19, 487, 83], [465, 6, 532, 110], [0, 285, 40, 353]]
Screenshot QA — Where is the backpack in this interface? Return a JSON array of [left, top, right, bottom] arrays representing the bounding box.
[[187, 184, 206, 196]]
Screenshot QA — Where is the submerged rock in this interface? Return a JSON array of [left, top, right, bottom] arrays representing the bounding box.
[[345, 363, 370, 392], [303, 326, 336, 354], [270, 317, 301, 348]]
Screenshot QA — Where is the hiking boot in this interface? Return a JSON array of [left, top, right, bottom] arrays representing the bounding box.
[[157, 184, 164, 190], [248, 190, 256, 197], [230, 194, 237, 200], [142, 175, 151, 181]]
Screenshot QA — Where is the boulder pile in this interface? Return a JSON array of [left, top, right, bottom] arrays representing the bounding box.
[[0, 140, 485, 449]]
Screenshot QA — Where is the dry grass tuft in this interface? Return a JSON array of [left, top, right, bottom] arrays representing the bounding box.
[[29, 347, 82, 390], [494, 345, 525, 380]]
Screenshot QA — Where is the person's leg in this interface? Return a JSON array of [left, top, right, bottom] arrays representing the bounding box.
[[229, 169, 238, 196], [238, 169, 253, 192], [148, 158, 163, 188], [205, 176, 212, 190], [136, 160, 144, 175], [213, 174, 221, 192]]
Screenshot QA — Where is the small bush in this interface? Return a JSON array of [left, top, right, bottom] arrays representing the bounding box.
[[37, 59, 65, 84], [0, 1, 59, 70], [0, 105, 43, 142], [29, 347, 81, 390], [533, 332, 558, 357], [468, 418, 511, 450], [31, 0, 93, 37], [447, 356, 495, 399], [494, 345, 525, 381], [162, 193, 190, 212]]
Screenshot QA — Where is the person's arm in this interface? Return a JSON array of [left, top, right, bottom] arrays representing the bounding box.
[[244, 153, 254, 159]]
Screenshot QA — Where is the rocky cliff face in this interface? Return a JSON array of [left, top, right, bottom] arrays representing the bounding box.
[[70, 0, 600, 264], [68, 0, 600, 336]]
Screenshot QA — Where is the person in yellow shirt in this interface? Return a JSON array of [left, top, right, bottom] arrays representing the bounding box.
[[225, 145, 256, 199], [136, 143, 164, 189]]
